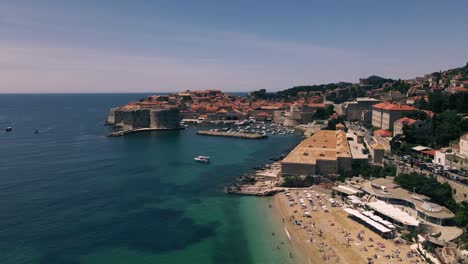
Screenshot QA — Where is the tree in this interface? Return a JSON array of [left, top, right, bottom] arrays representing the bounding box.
[[326, 105, 335, 116], [414, 98, 428, 110], [402, 110, 428, 121], [314, 108, 328, 119], [428, 92, 446, 113], [326, 116, 344, 130]]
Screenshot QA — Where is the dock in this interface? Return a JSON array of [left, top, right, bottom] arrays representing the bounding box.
[[108, 127, 184, 137], [197, 130, 268, 139]]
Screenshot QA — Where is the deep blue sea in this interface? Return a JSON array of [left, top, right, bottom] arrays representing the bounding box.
[[0, 94, 301, 264]]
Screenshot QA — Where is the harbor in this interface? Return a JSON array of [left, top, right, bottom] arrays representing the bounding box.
[[197, 130, 268, 139]]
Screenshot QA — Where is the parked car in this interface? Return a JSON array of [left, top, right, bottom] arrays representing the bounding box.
[[451, 175, 459, 180], [419, 163, 428, 170]]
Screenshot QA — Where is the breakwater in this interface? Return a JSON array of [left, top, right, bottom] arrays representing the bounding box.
[[108, 127, 184, 137], [197, 130, 268, 139]]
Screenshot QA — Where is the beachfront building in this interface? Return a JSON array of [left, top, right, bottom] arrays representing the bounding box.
[[372, 102, 416, 130], [281, 130, 352, 176], [343, 208, 396, 238], [332, 185, 363, 199], [362, 178, 455, 226]]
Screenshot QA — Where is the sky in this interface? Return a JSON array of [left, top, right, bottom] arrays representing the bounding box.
[[1, 0, 467, 93]]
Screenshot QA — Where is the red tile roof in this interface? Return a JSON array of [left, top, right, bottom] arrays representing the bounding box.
[[205, 106, 219, 113], [256, 111, 271, 117], [421, 150, 436, 156], [421, 110, 435, 118], [374, 129, 392, 137], [372, 102, 415, 111], [308, 103, 325, 108], [396, 117, 417, 126]]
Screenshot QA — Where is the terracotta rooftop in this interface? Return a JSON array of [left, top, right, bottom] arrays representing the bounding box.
[[374, 129, 392, 137], [395, 117, 417, 126], [372, 102, 415, 111], [281, 130, 351, 164]]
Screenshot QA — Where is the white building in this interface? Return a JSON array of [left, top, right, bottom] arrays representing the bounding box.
[[461, 133, 468, 157], [433, 148, 455, 168]]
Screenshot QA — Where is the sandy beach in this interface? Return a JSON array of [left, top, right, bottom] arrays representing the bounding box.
[[272, 187, 424, 264]]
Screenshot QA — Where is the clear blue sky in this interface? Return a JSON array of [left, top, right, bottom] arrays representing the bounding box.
[[1, 0, 467, 93]]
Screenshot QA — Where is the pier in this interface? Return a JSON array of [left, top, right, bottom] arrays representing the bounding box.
[[108, 127, 184, 137], [197, 130, 268, 139]]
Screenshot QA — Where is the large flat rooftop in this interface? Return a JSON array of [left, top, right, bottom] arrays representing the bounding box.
[[281, 130, 351, 164], [363, 178, 454, 219]]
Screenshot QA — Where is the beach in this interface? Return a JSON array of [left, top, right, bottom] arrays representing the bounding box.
[[272, 187, 424, 264]]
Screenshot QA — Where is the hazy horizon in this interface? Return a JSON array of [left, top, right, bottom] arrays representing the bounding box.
[[1, 0, 468, 93]]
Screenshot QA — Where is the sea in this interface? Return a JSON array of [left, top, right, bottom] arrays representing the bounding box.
[[0, 94, 302, 264]]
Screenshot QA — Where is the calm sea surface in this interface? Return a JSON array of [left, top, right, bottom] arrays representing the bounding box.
[[0, 94, 301, 264]]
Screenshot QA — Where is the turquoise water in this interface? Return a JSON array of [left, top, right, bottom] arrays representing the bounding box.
[[0, 94, 300, 264]]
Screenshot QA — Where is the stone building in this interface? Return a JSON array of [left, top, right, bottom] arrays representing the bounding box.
[[372, 102, 415, 130], [108, 107, 181, 131], [342, 97, 381, 121], [281, 130, 352, 176]]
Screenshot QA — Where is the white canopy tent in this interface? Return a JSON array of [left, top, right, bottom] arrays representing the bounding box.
[[343, 208, 392, 234], [367, 200, 419, 227]]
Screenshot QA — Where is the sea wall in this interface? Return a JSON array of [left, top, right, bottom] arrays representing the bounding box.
[[107, 108, 117, 125], [150, 108, 181, 129], [110, 107, 181, 131], [114, 109, 151, 130]]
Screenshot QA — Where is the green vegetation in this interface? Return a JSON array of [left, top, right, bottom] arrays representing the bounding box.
[[276, 83, 348, 99], [314, 105, 335, 119], [419, 92, 468, 114], [401, 229, 418, 243], [281, 175, 315, 187], [401, 110, 428, 121], [395, 172, 468, 228], [383, 79, 410, 94], [362, 75, 393, 88], [352, 163, 397, 179], [325, 116, 344, 130], [401, 110, 468, 149]]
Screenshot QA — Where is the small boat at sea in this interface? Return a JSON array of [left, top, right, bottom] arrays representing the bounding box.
[[5, 126, 12, 132], [34, 130, 39, 134], [194, 156, 210, 163]]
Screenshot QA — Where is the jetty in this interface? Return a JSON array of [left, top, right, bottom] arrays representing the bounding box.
[[108, 127, 184, 137], [197, 130, 268, 139]]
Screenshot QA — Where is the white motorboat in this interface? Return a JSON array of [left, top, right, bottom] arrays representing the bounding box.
[[194, 156, 210, 163]]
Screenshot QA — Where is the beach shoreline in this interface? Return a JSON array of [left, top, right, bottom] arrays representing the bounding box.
[[270, 188, 421, 264]]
